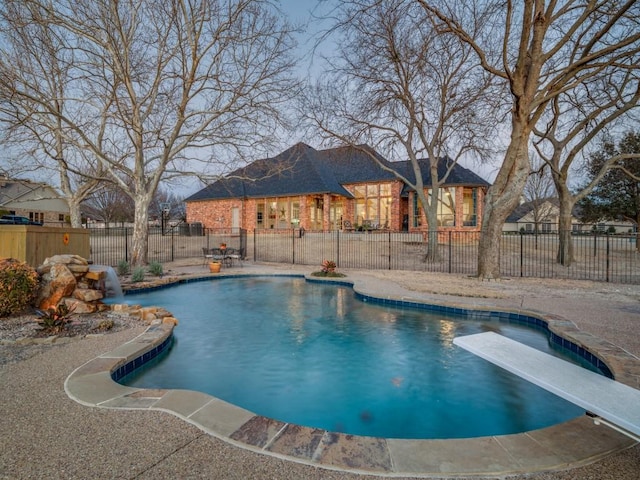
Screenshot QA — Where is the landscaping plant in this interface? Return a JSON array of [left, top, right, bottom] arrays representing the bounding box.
[[131, 266, 146, 283], [321, 260, 337, 274], [35, 303, 76, 333], [311, 260, 345, 278], [117, 260, 130, 276], [148, 261, 163, 277], [0, 258, 39, 317]]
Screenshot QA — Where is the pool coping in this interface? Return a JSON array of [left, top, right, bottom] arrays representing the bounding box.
[[64, 273, 639, 477]]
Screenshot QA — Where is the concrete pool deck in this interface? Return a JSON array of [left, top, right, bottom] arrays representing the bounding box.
[[2, 260, 640, 479]]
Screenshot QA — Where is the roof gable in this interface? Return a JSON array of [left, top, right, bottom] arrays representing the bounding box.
[[0, 178, 65, 209], [186, 143, 353, 201], [397, 158, 491, 187], [506, 198, 561, 223]]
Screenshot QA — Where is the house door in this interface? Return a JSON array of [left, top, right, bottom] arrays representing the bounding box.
[[231, 207, 240, 233]]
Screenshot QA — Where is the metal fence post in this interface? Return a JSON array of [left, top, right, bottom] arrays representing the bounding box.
[[336, 230, 341, 267], [388, 230, 392, 270], [520, 231, 524, 277], [292, 228, 296, 265], [606, 234, 610, 283], [125, 227, 129, 263], [171, 227, 175, 261], [448, 231, 452, 273]]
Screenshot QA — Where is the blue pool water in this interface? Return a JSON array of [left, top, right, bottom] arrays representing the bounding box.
[[118, 276, 590, 439]]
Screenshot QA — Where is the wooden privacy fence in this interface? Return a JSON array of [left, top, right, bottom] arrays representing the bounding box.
[[0, 225, 90, 267]]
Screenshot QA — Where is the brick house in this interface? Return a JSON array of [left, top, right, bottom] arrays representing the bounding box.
[[185, 143, 490, 233], [0, 177, 70, 226]]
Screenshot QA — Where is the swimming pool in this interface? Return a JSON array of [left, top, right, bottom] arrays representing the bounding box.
[[117, 276, 594, 439]]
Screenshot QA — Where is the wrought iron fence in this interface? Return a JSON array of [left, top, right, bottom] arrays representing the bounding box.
[[253, 229, 640, 284], [88, 225, 247, 267], [88, 226, 640, 284]]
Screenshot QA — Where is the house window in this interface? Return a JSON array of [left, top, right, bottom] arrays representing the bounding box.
[[352, 183, 392, 228], [463, 188, 477, 227], [29, 212, 44, 223], [413, 187, 458, 228], [277, 200, 288, 228], [416, 188, 456, 227], [58, 214, 65, 222], [267, 201, 277, 229], [291, 202, 300, 227], [412, 194, 422, 228], [434, 188, 456, 227], [256, 204, 264, 228], [256, 198, 301, 229]]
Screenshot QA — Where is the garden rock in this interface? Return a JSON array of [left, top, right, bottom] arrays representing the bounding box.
[[38, 263, 77, 310]]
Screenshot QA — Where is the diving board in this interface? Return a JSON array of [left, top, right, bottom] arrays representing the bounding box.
[[453, 332, 640, 440]]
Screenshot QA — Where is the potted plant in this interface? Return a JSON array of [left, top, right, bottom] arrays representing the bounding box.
[[209, 261, 221, 273], [220, 242, 227, 250]]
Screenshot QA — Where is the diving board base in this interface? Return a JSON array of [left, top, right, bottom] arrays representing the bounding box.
[[453, 332, 640, 441]]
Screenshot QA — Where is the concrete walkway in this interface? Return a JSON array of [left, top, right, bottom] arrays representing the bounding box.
[[1, 260, 639, 479]]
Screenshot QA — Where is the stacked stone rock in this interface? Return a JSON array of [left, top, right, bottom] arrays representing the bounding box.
[[36, 254, 109, 313], [35, 254, 179, 327]]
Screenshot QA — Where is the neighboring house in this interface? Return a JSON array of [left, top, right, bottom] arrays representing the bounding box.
[[503, 198, 634, 234], [0, 177, 69, 226], [504, 198, 561, 233], [185, 143, 490, 233]]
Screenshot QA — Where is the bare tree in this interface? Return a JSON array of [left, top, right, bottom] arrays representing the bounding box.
[[0, 3, 109, 227], [533, 67, 640, 266], [0, 0, 299, 265], [82, 181, 135, 227], [303, 0, 498, 261], [523, 154, 557, 236], [420, 0, 640, 278]]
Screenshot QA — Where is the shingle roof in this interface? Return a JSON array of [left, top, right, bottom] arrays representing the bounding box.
[[185, 144, 490, 202], [0, 178, 54, 206], [506, 198, 561, 223]]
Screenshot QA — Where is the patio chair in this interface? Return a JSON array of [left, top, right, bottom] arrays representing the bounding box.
[[225, 247, 244, 267], [202, 247, 214, 267]]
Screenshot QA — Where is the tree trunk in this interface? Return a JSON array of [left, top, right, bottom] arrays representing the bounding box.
[[414, 189, 440, 262], [556, 186, 575, 266], [130, 199, 151, 266], [424, 208, 440, 262], [67, 198, 83, 228], [478, 133, 530, 279]]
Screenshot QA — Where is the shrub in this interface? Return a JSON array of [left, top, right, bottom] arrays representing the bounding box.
[[117, 260, 130, 276], [36, 303, 75, 333], [96, 319, 115, 331], [148, 261, 163, 277], [0, 258, 39, 317], [131, 266, 145, 283], [321, 259, 337, 274], [311, 259, 345, 278]]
